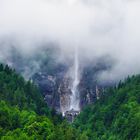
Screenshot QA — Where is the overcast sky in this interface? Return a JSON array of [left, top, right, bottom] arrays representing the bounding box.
[[0, 0, 140, 82]]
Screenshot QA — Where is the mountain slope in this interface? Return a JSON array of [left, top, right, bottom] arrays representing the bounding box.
[[0, 64, 82, 140], [0, 64, 50, 116], [1, 63, 140, 140], [74, 75, 140, 140]]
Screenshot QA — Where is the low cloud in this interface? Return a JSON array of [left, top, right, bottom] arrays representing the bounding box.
[[0, 0, 140, 82]]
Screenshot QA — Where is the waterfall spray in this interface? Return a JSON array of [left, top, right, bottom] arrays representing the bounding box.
[[70, 46, 80, 111], [60, 46, 80, 117]]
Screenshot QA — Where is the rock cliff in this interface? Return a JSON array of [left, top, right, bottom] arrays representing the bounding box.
[[32, 62, 109, 114]]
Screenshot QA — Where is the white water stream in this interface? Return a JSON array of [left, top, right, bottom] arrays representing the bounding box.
[[70, 47, 80, 111]]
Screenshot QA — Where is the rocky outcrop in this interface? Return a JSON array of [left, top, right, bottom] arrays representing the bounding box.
[[2, 46, 113, 116], [32, 72, 61, 112], [65, 109, 80, 122], [58, 77, 72, 115], [32, 64, 105, 114]]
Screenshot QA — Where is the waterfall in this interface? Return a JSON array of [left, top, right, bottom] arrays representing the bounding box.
[[60, 46, 80, 117], [70, 46, 80, 111]]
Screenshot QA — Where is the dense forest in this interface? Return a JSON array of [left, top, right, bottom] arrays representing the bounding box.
[[0, 64, 81, 140], [74, 76, 140, 140], [0, 64, 140, 140]]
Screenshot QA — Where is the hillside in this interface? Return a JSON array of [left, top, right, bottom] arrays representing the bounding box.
[[74, 75, 140, 140], [0, 0, 140, 139], [0, 64, 140, 140], [0, 64, 51, 116], [0, 64, 82, 140], [3, 46, 112, 113]]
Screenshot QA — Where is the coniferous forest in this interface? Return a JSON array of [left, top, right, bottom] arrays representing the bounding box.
[[0, 1, 140, 139], [0, 63, 140, 140], [0, 64, 78, 139]]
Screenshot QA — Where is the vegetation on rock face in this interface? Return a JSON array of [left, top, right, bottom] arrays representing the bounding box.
[[0, 63, 140, 140], [0, 64, 80, 140], [74, 75, 140, 140], [0, 63, 51, 116]]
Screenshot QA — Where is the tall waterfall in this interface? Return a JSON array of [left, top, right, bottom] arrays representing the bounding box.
[[70, 46, 80, 111], [60, 46, 80, 117]]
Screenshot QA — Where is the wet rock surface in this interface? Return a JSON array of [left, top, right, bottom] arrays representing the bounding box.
[[2, 46, 114, 119], [65, 109, 80, 122], [32, 63, 109, 114]]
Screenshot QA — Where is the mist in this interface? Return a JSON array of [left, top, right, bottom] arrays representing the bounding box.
[[0, 0, 140, 82]]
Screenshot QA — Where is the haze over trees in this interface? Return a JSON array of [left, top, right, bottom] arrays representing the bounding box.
[[0, 0, 140, 139]]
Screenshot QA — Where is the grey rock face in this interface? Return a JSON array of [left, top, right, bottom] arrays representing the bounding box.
[[32, 72, 61, 112], [58, 77, 72, 114], [32, 64, 105, 114], [65, 109, 80, 122], [1, 46, 114, 116]]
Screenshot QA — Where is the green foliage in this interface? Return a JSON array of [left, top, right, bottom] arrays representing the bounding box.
[[74, 75, 140, 140], [0, 100, 82, 140], [1, 64, 140, 140], [0, 64, 50, 116], [0, 64, 80, 140]]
